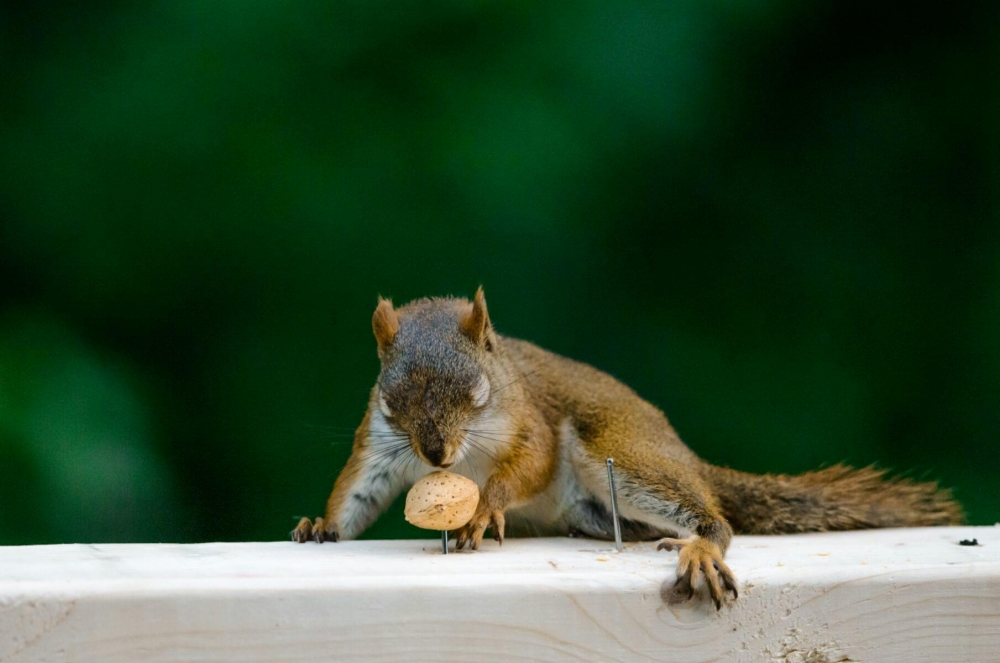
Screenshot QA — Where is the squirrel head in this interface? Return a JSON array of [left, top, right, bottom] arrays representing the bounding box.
[[370, 287, 505, 469]]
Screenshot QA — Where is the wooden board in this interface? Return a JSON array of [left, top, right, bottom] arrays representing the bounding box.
[[1, 527, 998, 662]]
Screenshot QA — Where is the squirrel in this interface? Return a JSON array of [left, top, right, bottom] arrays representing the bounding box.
[[292, 288, 963, 609]]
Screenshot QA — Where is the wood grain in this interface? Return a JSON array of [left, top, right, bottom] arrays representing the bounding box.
[[1, 527, 998, 662]]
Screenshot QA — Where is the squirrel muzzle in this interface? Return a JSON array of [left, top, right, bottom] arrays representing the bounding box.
[[412, 424, 458, 468]]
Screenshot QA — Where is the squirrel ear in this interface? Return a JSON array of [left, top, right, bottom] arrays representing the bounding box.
[[461, 286, 491, 346], [372, 297, 399, 355]]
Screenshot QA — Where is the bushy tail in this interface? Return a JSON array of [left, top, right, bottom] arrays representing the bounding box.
[[703, 464, 963, 534]]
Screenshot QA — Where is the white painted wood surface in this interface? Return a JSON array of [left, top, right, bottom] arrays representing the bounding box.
[[1, 527, 998, 662]]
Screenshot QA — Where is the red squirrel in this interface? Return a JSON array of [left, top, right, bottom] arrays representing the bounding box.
[[293, 289, 962, 609]]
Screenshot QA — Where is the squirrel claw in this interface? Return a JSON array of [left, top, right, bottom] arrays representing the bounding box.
[[454, 508, 505, 551], [662, 574, 695, 605], [292, 517, 312, 543], [291, 516, 338, 544], [492, 511, 505, 545], [312, 517, 326, 543], [656, 537, 691, 553]]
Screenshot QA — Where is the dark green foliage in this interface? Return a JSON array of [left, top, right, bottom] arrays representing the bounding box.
[[1, 0, 996, 543]]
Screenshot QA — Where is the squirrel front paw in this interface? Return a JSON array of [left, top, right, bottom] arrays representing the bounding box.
[[454, 507, 505, 550], [657, 537, 738, 610], [291, 516, 339, 543]]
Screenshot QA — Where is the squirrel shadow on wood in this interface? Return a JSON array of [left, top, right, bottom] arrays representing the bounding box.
[[292, 288, 963, 610]]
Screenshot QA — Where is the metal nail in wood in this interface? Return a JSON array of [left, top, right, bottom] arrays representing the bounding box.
[[606, 458, 623, 553]]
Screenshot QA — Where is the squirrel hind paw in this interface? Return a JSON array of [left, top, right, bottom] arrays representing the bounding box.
[[660, 538, 738, 611]]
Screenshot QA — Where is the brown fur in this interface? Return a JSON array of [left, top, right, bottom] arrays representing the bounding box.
[[460, 286, 490, 344], [372, 297, 399, 356], [294, 289, 963, 609], [703, 464, 963, 534]]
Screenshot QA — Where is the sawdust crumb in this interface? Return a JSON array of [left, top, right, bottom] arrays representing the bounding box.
[[766, 628, 853, 663]]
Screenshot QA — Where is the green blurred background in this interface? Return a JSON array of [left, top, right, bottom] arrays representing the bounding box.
[[1, 1, 997, 545]]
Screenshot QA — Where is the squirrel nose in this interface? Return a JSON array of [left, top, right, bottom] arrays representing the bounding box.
[[423, 445, 445, 467]]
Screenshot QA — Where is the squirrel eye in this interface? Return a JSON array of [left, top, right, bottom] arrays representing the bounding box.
[[378, 390, 393, 418], [471, 374, 490, 408]]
